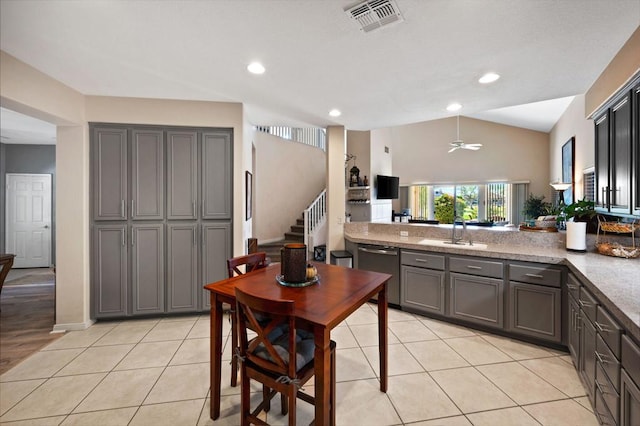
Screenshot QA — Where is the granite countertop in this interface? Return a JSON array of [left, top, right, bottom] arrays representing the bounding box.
[[344, 222, 640, 342]]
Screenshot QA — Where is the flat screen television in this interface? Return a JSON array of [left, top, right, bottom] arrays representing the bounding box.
[[376, 175, 399, 199]]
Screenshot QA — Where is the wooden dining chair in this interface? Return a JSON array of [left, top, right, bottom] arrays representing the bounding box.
[[235, 287, 336, 426], [227, 252, 268, 387]]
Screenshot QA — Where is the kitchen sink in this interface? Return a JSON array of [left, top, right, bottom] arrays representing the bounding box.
[[417, 239, 488, 250]]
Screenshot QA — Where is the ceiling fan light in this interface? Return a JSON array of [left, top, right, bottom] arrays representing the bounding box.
[[479, 72, 500, 84]]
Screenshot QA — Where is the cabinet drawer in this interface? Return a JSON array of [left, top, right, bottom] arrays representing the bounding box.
[[450, 256, 503, 279], [622, 335, 640, 386], [509, 263, 562, 287], [579, 286, 598, 323], [595, 361, 620, 424], [567, 273, 581, 300], [596, 305, 623, 359], [597, 333, 621, 392], [401, 250, 445, 270]]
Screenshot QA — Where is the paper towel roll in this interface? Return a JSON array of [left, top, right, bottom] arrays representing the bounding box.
[[566, 222, 587, 251]]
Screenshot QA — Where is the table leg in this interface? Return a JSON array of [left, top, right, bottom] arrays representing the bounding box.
[[314, 327, 331, 425], [378, 283, 388, 392], [210, 293, 223, 420]]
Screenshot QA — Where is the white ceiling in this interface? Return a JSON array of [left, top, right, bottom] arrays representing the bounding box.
[[0, 0, 638, 144]]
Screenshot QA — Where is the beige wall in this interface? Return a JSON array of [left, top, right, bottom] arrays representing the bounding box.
[[253, 130, 326, 242], [586, 26, 640, 117], [1, 51, 249, 330], [326, 126, 347, 256], [385, 116, 551, 198], [549, 95, 594, 201]]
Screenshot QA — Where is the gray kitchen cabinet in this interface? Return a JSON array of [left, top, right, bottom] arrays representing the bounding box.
[[201, 222, 232, 310], [131, 129, 164, 220], [167, 130, 198, 220], [400, 250, 446, 316], [92, 127, 128, 221], [402, 266, 445, 315], [202, 131, 232, 219], [579, 286, 599, 404], [449, 272, 504, 329], [131, 224, 164, 315], [167, 223, 199, 312], [509, 281, 562, 343], [621, 369, 640, 426], [508, 262, 563, 343], [621, 335, 640, 426], [594, 74, 639, 215], [92, 224, 128, 317], [634, 82, 640, 216]]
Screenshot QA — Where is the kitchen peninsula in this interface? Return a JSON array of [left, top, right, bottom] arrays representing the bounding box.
[[344, 222, 640, 342]]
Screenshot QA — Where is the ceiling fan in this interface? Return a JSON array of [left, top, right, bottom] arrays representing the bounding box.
[[448, 115, 483, 153]]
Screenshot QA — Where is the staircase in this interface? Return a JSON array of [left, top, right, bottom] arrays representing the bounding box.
[[258, 217, 304, 262]]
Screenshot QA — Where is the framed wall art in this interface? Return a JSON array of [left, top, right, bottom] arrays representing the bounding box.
[[562, 137, 575, 205]]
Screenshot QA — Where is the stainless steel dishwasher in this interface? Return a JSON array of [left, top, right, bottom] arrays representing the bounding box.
[[357, 245, 400, 306]]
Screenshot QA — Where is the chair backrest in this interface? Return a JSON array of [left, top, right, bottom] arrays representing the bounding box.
[[235, 287, 298, 379], [227, 252, 268, 278]]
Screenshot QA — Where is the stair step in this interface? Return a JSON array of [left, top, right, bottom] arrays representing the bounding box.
[[296, 218, 304, 226], [257, 239, 305, 263], [284, 232, 304, 242], [290, 224, 304, 233]]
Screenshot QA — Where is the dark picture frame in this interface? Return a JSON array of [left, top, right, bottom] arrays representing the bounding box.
[[562, 137, 575, 205], [245, 171, 252, 220]]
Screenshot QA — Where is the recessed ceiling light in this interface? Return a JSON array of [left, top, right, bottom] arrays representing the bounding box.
[[329, 109, 341, 117], [446, 103, 462, 112], [247, 62, 265, 75], [479, 72, 500, 84]]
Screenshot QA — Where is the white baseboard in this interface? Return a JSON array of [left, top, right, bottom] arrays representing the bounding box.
[[51, 319, 95, 333]]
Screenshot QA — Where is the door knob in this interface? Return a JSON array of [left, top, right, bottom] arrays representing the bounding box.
[[44, 225, 50, 229]]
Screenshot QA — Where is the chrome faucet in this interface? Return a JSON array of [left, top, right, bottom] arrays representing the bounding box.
[[451, 215, 468, 245]]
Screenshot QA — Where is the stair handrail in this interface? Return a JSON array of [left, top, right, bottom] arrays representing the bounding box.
[[303, 189, 327, 248], [255, 125, 326, 151]]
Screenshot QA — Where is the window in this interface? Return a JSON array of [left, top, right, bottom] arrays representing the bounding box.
[[406, 182, 518, 225]]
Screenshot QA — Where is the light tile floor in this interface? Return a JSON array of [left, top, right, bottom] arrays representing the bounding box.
[[0, 304, 598, 425]]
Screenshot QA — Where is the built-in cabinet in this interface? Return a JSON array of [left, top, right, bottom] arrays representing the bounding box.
[[400, 251, 445, 315], [508, 263, 562, 343], [621, 335, 640, 426], [594, 74, 639, 216], [91, 124, 233, 319]]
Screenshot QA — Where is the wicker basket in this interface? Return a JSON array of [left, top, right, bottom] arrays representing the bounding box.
[[595, 242, 640, 259]]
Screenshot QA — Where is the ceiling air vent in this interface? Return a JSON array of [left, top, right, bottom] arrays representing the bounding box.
[[345, 0, 404, 33]]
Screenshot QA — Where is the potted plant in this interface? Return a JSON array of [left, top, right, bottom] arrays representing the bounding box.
[[563, 199, 598, 233], [522, 194, 553, 222]]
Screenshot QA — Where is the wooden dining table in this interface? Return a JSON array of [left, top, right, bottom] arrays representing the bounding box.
[[204, 261, 391, 425]]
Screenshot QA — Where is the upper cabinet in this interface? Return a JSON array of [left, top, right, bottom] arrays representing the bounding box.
[[634, 82, 640, 217], [92, 127, 129, 221], [202, 131, 233, 219], [594, 75, 640, 217], [167, 131, 198, 220]]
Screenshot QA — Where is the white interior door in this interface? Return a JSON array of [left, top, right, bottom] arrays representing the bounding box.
[[6, 173, 52, 268]]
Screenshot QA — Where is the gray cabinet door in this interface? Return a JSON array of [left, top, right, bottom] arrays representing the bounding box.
[[634, 83, 640, 216], [93, 225, 128, 317], [621, 369, 640, 426], [610, 94, 632, 214], [580, 313, 597, 404], [509, 281, 561, 343], [401, 265, 445, 315], [595, 111, 610, 211], [92, 127, 128, 221], [167, 223, 199, 312], [131, 224, 164, 315], [202, 131, 232, 219], [167, 131, 198, 220], [568, 294, 580, 367], [201, 222, 232, 310], [449, 272, 503, 329], [131, 130, 164, 220]]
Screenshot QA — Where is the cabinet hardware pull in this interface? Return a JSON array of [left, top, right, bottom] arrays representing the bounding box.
[[466, 265, 482, 270], [202, 199, 205, 217], [122, 229, 125, 247], [595, 351, 608, 364], [578, 300, 591, 308], [131, 200, 135, 218], [567, 284, 578, 290], [525, 273, 544, 278], [193, 227, 196, 246], [121, 200, 125, 218], [131, 229, 135, 246], [415, 259, 428, 263], [192, 202, 196, 218], [595, 322, 610, 333]]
